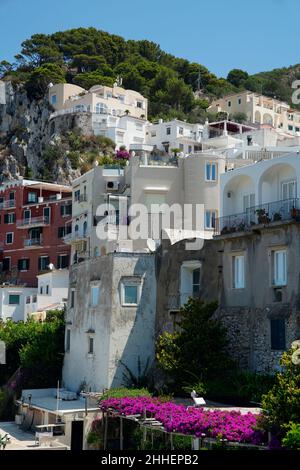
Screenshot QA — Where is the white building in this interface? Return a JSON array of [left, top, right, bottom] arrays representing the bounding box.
[[0, 285, 37, 322], [146, 119, 203, 155], [35, 269, 69, 313], [209, 90, 300, 136], [217, 152, 300, 235], [62, 252, 156, 392]]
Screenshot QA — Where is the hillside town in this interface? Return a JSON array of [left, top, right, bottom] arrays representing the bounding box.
[[0, 15, 300, 453]]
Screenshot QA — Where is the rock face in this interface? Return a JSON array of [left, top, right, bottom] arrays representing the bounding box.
[[0, 81, 79, 183]]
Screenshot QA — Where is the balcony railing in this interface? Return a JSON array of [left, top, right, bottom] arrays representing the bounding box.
[[24, 238, 42, 247], [63, 231, 89, 243], [139, 154, 179, 167], [0, 199, 16, 209], [214, 198, 300, 236], [16, 216, 50, 228]]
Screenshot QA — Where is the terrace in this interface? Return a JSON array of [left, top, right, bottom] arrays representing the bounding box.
[[214, 198, 300, 236]]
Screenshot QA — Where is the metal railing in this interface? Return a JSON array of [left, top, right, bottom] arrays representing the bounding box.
[[16, 216, 50, 228], [0, 199, 16, 209], [214, 198, 300, 236], [24, 238, 42, 247]]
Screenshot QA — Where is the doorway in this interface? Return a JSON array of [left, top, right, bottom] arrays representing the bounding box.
[[71, 420, 84, 450]]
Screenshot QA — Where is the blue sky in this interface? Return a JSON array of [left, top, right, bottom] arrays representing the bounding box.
[[0, 0, 299, 77]]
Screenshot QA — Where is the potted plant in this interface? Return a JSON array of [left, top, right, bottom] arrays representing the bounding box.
[[273, 212, 282, 222], [256, 208, 270, 224]]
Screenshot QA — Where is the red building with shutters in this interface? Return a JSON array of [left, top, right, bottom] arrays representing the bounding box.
[[0, 179, 72, 287]]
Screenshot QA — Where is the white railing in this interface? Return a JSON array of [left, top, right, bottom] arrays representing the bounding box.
[[24, 238, 42, 247], [16, 216, 50, 227], [0, 199, 16, 209]]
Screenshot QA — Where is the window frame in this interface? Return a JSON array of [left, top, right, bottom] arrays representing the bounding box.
[[205, 162, 217, 182], [121, 278, 142, 307], [6, 232, 14, 245], [232, 254, 245, 289]]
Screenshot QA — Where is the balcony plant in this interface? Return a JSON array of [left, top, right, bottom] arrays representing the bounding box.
[[256, 208, 270, 224], [273, 212, 282, 222]]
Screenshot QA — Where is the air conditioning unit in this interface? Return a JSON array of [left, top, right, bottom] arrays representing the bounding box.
[[106, 181, 119, 191]]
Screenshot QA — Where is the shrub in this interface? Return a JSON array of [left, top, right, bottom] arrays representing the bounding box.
[[99, 387, 151, 402], [261, 345, 300, 431], [282, 422, 300, 450]]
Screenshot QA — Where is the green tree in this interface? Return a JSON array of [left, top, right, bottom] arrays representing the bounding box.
[[25, 63, 66, 99], [227, 69, 249, 87], [156, 299, 232, 387], [261, 345, 300, 431]]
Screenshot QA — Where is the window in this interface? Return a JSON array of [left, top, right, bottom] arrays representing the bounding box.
[[2, 257, 11, 271], [38, 256, 50, 271], [116, 132, 124, 143], [188, 145, 192, 154], [4, 212, 15, 224], [26, 296, 31, 304], [281, 180, 296, 200], [238, 98, 241, 105], [95, 102, 107, 114], [23, 210, 31, 222], [51, 94, 57, 105], [166, 127, 171, 135], [61, 204, 72, 216], [192, 268, 200, 296], [57, 254, 69, 269], [43, 207, 50, 223], [88, 337, 94, 354], [8, 294, 20, 305], [273, 250, 287, 286], [74, 190, 80, 202], [121, 278, 141, 306], [66, 329, 71, 352], [70, 290, 75, 308], [124, 285, 138, 305], [296, 127, 300, 132], [28, 192, 37, 203], [40, 286, 43, 294], [179, 143, 184, 150], [205, 210, 216, 229], [90, 286, 100, 307], [179, 127, 183, 135], [32, 294, 37, 303], [18, 259, 29, 271], [136, 101, 143, 108], [228, 100, 231, 107], [58, 225, 71, 238], [151, 131, 156, 137], [270, 318, 286, 350], [205, 162, 217, 181], [46, 285, 49, 295], [288, 125, 293, 131], [6, 232, 13, 244], [232, 255, 245, 289]]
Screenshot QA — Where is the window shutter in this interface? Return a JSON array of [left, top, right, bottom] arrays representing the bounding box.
[[18, 260, 22, 270], [4, 214, 8, 224], [38, 257, 42, 271]]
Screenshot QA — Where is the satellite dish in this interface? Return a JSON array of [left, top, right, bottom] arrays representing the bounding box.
[[147, 239, 157, 252], [48, 263, 55, 271]]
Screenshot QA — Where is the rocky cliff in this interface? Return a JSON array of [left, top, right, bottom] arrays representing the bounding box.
[[0, 81, 80, 183]]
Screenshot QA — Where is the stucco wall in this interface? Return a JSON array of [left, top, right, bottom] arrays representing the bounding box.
[[62, 252, 156, 392]]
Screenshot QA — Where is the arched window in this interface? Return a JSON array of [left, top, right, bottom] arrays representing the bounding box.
[[83, 221, 87, 236]]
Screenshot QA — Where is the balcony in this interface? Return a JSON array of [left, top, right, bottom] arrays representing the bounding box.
[[16, 216, 50, 229], [139, 154, 179, 167], [24, 238, 42, 248], [214, 198, 300, 236], [63, 231, 89, 244], [0, 199, 16, 209]]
